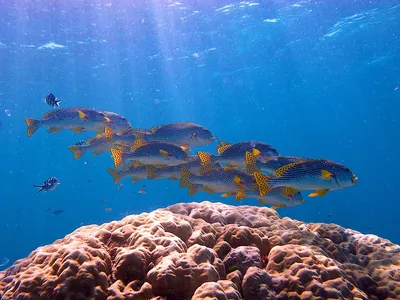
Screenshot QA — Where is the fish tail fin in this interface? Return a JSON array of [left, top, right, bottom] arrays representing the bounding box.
[[253, 172, 273, 197], [34, 185, 44, 193], [55, 100, 61, 107], [67, 145, 83, 160], [246, 151, 258, 174], [107, 168, 123, 184], [104, 126, 115, 142], [25, 118, 41, 137], [146, 165, 158, 180], [110, 148, 124, 168], [180, 166, 193, 188]]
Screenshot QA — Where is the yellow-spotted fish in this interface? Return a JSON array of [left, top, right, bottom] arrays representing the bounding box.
[[67, 127, 136, 160], [146, 156, 221, 180], [198, 140, 278, 172], [25, 107, 112, 137], [107, 165, 147, 184], [99, 111, 132, 133], [132, 122, 214, 147], [254, 159, 358, 198], [110, 139, 190, 169]]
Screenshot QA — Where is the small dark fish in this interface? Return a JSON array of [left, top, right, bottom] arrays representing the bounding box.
[[118, 183, 124, 192], [105, 207, 112, 212], [100, 199, 107, 203], [46, 207, 52, 212], [45, 93, 61, 108], [138, 185, 147, 194], [74, 140, 86, 146], [52, 209, 64, 215], [34, 177, 60, 192]]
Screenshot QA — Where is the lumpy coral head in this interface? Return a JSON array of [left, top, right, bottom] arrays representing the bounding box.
[[0, 201, 399, 300]]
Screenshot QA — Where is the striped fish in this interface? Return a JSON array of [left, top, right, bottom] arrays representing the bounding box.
[[34, 177, 60, 192]]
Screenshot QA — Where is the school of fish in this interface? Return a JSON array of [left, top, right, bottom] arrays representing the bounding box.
[[25, 106, 358, 209]]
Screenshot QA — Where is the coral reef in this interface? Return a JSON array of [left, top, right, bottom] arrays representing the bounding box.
[[1, 201, 399, 299]]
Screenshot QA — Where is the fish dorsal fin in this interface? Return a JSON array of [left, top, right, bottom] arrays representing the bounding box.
[[118, 128, 133, 135], [180, 145, 191, 154], [150, 125, 163, 134], [42, 109, 61, 119], [87, 134, 103, 145], [275, 161, 306, 177], [104, 126, 115, 141], [217, 144, 232, 155], [131, 139, 147, 152]]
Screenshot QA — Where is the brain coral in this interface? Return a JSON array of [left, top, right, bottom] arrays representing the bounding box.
[[0, 201, 399, 300]]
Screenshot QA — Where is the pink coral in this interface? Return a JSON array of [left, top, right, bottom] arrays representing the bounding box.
[[0, 201, 399, 299]]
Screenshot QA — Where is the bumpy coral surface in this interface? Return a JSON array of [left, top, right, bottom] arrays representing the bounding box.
[[1, 201, 399, 300]]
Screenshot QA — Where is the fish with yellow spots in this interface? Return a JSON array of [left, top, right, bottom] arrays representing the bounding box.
[[107, 165, 147, 184], [245, 186, 304, 209], [25, 107, 113, 137], [254, 159, 358, 198], [198, 140, 278, 172], [131, 122, 214, 147], [110, 139, 190, 169], [67, 127, 137, 160]]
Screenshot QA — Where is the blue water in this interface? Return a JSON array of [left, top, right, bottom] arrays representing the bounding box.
[[0, 0, 399, 270]]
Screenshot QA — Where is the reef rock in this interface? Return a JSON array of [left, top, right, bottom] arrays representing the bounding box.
[[0, 201, 399, 300]]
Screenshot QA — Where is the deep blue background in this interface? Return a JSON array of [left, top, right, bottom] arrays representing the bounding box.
[[0, 0, 399, 270]]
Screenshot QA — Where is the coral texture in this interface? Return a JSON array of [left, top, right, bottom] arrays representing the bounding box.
[[0, 201, 399, 300]]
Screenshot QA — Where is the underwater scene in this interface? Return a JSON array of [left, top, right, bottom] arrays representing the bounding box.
[[1, 0, 399, 299]]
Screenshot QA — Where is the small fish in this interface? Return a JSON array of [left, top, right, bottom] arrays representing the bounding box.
[[34, 177, 60, 192], [68, 126, 136, 160], [254, 159, 358, 198], [107, 165, 147, 184], [52, 209, 64, 215], [110, 140, 190, 169], [132, 122, 214, 147], [198, 141, 279, 173], [100, 199, 107, 203], [118, 184, 124, 192], [45, 207, 52, 212], [138, 185, 147, 194], [25, 107, 113, 137], [45, 93, 61, 108], [105, 208, 112, 212]]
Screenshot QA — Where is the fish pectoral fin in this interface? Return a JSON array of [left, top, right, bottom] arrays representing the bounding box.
[[252, 148, 262, 156], [47, 126, 62, 133], [321, 170, 334, 179], [77, 110, 88, 120], [309, 189, 329, 197], [71, 127, 85, 133], [221, 192, 235, 197], [160, 149, 170, 158]]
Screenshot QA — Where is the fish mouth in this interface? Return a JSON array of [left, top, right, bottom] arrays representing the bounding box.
[[351, 175, 358, 184]]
